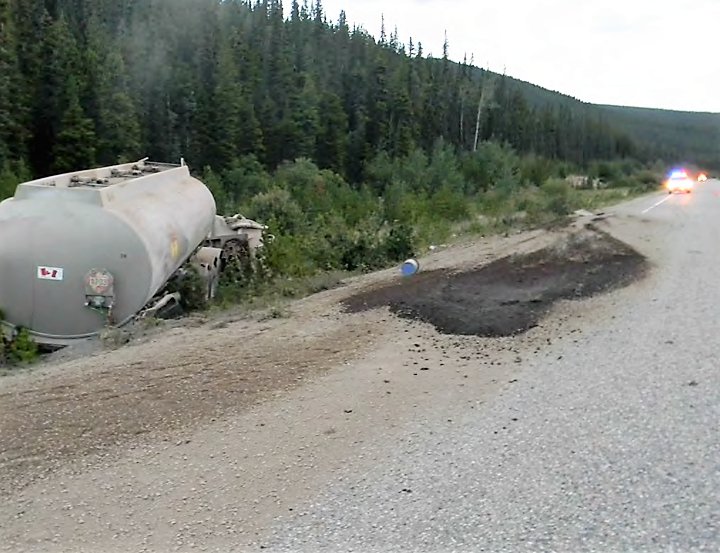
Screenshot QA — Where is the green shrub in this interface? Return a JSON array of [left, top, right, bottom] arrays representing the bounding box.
[[165, 265, 209, 311], [0, 160, 31, 201], [382, 223, 416, 262], [519, 154, 556, 186], [339, 232, 384, 272], [248, 188, 305, 235], [217, 244, 273, 303], [541, 178, 574, 216], [6, 328, 39, 365], [635, 169, 661, 186]]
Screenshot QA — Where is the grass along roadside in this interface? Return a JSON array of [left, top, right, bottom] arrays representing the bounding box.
[[420, 183, 656, 251]]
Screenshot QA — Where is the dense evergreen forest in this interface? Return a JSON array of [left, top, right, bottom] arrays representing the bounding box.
[[0, 0, 706, 290], [0, 0, 643, 181], [504, 76, 720, 168], [596, 105, 720, 168]]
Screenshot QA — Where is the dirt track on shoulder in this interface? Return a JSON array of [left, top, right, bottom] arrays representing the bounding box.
[[0, 309, 383, 497]]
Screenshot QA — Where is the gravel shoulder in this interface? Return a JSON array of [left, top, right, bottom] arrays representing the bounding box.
[[0, 209, 666, 552], [0, 227, 557, 496]]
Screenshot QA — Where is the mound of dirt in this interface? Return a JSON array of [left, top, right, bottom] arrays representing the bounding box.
[[342, 227, 648, 337]]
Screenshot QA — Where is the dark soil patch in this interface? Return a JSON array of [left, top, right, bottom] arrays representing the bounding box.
[[343, 228, 648, 337]]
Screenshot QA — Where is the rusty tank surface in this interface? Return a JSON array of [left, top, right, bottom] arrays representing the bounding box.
[[0, 159, 218, 344]]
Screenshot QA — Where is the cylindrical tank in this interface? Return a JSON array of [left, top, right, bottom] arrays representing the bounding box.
[[0, 161, 216, 343]]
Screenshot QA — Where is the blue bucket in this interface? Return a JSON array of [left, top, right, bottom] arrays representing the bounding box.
[[401, 258, 420, 277]]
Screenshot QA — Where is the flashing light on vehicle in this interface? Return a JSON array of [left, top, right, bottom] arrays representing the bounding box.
[[698, 173, 708, 182], [669, 169, 688, 179]]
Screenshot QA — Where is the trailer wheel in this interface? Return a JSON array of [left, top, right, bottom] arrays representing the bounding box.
[[223, 238, 250, 258]]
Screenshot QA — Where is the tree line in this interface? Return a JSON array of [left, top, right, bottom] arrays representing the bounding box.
[[0, 0, 641, 184]]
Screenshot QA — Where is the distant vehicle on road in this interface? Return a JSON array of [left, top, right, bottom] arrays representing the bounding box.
[[697, 173, 708, 183], [666, 170, 694, 194]]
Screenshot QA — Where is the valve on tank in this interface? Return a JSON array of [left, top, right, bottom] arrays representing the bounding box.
[[84, 269, 116, 321]]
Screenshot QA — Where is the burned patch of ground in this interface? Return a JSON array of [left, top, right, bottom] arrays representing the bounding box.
[[343, 227, 648, 337]]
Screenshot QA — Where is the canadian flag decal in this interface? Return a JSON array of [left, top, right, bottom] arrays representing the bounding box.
[[37, 266, 64, 281]]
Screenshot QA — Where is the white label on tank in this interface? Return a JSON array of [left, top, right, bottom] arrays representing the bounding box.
[[37, 266, 64, 281]]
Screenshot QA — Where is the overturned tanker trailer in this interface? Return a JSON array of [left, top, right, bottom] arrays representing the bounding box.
[[0, 158, 267, 346]]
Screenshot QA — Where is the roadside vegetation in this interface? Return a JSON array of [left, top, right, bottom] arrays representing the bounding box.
[[209, 144, 661, 308], [0, 309, 39, 372]]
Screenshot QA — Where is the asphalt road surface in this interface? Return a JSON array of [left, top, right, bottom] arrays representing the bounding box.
[[263, 184, 720, 551], [1, 181, 719, 552]]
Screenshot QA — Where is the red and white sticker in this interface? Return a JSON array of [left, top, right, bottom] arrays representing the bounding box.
[[37, 266, 64, 281]]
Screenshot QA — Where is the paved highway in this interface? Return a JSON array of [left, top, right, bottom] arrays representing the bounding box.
[[264, 182, 720, 551]]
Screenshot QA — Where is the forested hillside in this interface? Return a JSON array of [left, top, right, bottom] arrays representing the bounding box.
[[596, 105, 720, 169], [0, 0, 639, 181], [0, 0, 705, 291], [501, 74, 719, 169]]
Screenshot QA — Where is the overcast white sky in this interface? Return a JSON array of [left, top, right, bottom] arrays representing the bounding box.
[[317, 0, 719, 113]]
